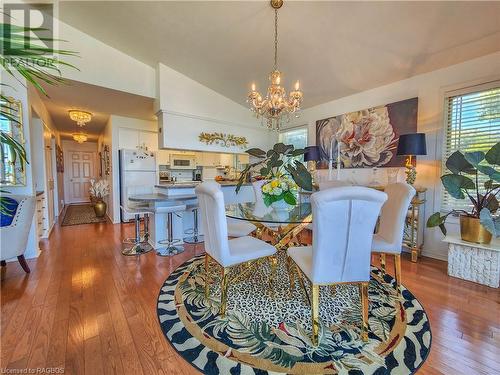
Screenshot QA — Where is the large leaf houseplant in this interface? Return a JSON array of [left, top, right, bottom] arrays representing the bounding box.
[[427, 141, 500, 244], [235, 143, 313, 208], [0, 13, 78, 215]]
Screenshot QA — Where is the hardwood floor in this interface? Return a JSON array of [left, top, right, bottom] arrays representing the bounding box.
[[1, 221, 499, 374]]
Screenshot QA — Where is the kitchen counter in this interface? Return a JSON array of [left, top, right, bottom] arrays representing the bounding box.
[[156, 181, 251, 189]]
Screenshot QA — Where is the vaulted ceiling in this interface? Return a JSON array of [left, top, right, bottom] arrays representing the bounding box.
[[58, 1, 500, 109]]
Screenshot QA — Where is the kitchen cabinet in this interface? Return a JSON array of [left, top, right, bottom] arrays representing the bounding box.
[[157, 150, 170, 165], [139, 131, 158, 151], [118, 128, 158, 151], [219, 153, 233, 167]]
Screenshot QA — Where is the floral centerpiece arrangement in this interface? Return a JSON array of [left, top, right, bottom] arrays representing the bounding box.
[[89, 179, 110, 217], [261, 174, 299, 207], [427, 141, 499, 244], [236, 143, 312, 208]]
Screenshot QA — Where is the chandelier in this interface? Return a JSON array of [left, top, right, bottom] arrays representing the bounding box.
[[72, 132, 88, 143], [68, 110, 92, 127], [247, 0, 303, 131]]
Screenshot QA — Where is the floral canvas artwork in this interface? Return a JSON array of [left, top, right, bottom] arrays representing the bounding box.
[[316, 97, 418, 168]]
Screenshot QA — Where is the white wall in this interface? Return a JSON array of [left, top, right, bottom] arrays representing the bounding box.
[[156, 63, 276, 152], [58, 21, 156, 98], [288, 51, 500, 260]]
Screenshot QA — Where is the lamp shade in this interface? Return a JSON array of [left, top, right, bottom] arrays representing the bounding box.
[[397, 133, 427, 156], [304, 146, 320, 161]]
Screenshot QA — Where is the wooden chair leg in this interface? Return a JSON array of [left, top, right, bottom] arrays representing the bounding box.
[[359, 282, 368, 342], [379, 253, 386, 276], [311, 284, 320, 346], [220, 267, 229, 317], [204, 253, 209, 298], [17, 255, 30, 273], [394, 254, 401, 294]]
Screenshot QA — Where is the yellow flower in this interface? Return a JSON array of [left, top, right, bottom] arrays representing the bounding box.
[[271, 180, 279, 188]]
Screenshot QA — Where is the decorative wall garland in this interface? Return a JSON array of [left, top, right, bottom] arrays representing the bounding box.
[[198, 132, 248, 148]]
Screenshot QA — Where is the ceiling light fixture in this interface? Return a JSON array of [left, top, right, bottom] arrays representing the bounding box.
[[72, 132, 88, 144], [68, 110, 92, 127], [247, 0, 303, 131]]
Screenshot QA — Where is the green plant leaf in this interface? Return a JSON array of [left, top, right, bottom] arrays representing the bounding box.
[[464, 151, 485, 166], [484, 194, 499, 214], [446, 151, 474, 174], [439, 223, 447, 236], [479, 208, 499, 237], [485, 141, 500, 165], [291, 149, 305, 157], [273, 143, 288, 154], [441, 174, 475, 199], [283, 191, 297, 205], [246, 148, 266, 158], [285, 163, 312, 192], [427, 212, 444, 227]]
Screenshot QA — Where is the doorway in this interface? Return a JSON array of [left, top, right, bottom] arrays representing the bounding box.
[[64, 150, 96, 204]]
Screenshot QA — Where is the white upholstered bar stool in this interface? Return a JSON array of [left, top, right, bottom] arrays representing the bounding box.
[[371, 183, 415, 292], [156, 203, 187, 256], [184, 200, 204, 244], [196, 182, 276, 317], [121, 205, 154, 255], [288, 187, 387, 345], [123, 186, 154, 244]]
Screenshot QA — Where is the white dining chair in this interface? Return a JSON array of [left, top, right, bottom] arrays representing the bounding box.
[[371, 183, 415, 293], [288, 186, 387, 345], [225, 182, 257, 237], [305, 179, 352, 230], [196, 182, 277, 316]]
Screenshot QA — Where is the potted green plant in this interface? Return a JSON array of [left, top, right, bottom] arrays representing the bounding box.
[[427, 141, 499, 244], [235, 143, 312, 209]]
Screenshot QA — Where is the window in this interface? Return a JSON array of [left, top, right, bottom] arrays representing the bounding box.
[[441, 83, 500, 211], [278, 126, 308, 150]]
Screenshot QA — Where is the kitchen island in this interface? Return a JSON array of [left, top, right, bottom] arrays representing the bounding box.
[[148, 181, 255, 248]]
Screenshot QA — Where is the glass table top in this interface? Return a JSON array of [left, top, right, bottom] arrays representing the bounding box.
[[225, 202, 312, 224]]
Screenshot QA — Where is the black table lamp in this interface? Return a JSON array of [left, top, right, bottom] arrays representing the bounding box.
[[304, 146, 320, 186], [396, 133, 427, 185], [304, 146, 320, 162]]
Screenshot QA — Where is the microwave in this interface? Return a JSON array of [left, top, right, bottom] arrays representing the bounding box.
[[170, 154, 196, 169]]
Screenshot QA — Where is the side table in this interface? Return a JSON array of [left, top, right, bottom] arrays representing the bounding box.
[[443, 235, 500, 288]]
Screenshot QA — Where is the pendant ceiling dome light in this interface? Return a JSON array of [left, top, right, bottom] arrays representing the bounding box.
[[247, 0, 303, 131], [68, 110, 92, 127], [72, 132, 88, 144]]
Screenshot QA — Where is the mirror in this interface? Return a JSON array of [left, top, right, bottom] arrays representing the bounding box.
[[0, 97, 26, 186]]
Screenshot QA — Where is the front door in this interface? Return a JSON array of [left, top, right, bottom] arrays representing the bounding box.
[[67, 151, 95, 203]]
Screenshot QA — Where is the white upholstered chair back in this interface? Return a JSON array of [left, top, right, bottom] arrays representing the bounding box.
[[311, 187, 387, 284], [377, 183, 415, 248], [318, 180, 351, 190], [0, 195, 36, 261], [196, 182, 230, 264]]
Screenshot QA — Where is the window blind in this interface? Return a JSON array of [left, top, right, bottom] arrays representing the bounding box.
[[441, 84, 500, 212], [278, 126, 308, 150]]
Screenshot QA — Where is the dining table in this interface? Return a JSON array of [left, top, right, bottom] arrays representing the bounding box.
[[225, 202, 312, 250]]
